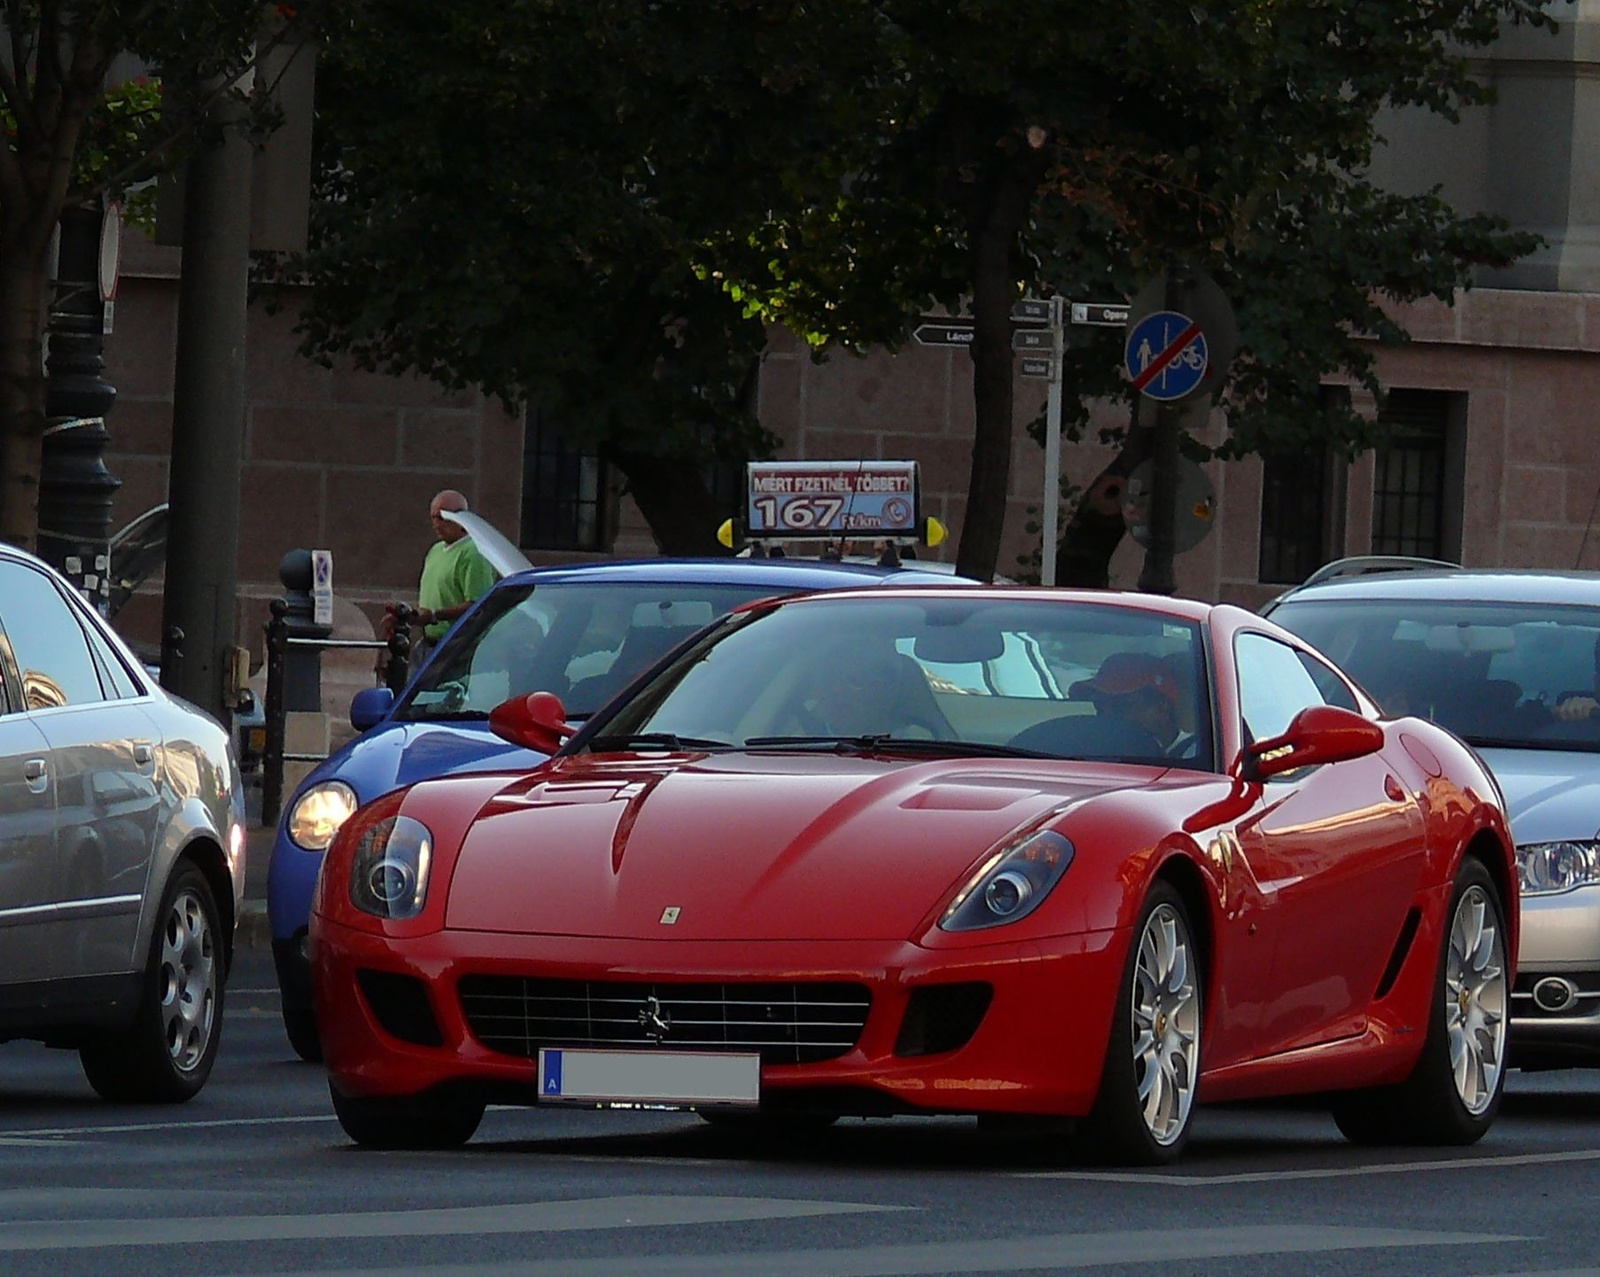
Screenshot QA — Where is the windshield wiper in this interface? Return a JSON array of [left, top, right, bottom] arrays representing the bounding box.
[[587, 732, 733, 752], [741, 735, 1049, 759]]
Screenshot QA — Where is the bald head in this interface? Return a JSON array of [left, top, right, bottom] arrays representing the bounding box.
[[429, 489, 470, 542]]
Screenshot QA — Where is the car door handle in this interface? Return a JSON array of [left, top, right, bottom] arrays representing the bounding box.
[[132, 742, 154, 768], [23, 757, 48, 794]]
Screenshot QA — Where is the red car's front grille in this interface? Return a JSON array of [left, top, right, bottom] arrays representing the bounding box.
[[457, 976, 871, 1065]]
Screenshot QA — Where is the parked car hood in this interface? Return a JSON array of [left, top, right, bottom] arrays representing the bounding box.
[[315, 718, 546, 801], [442, 752, 1166, 941], [1476, 746, 1600, 844]]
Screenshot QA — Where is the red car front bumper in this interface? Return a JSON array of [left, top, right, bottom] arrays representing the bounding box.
[[311, 918, 1128, 1118]]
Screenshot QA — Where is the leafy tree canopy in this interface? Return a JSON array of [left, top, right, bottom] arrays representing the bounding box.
[[711, 0, 1552, 580], [289, 0, 890, 551]]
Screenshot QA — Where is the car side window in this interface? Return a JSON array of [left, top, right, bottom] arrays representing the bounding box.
[[1297, 650, 1359, 713], [1236, 632, 1329, 743], [81, 615, 142, 699], [0, 561, 107, 710]]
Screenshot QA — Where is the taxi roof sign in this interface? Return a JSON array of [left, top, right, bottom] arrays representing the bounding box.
[[746, 460, 921, 539]]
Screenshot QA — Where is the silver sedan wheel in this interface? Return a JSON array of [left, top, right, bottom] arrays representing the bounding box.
[[160, 887, 217, 1073], [1445, 884, 1507, 1116], [1130, 903, 1200, 1146]]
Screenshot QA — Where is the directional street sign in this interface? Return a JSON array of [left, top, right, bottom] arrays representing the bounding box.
[[1012, 329, 1052, 352], [1019, 357, 1053, 379], [1071, 302, 1128, 327], [1011, 298, 1052, 323], [914, 321, 975, 347], [1124, 310, 1208, 402]]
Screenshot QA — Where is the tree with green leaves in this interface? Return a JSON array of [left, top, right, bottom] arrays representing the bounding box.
[[289, 0, 886, 554], [717, 0, 1551, 583], [0, 1, 297, 552]]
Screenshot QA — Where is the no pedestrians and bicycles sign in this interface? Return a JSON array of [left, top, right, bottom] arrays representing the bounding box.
[[1125, 311, 1208, 402]]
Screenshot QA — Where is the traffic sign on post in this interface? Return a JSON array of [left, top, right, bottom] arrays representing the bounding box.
[[914, 320, 975, 347], [1071, 302, 1128, 327], [1124, 311, 1208, 402]]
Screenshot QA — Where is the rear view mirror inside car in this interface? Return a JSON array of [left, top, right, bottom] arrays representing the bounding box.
[[1423, 624, 1515, 654], [913, 626, 1006, 664]]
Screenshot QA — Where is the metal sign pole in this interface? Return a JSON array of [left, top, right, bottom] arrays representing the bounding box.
[[1041, 296, 1065, 586]]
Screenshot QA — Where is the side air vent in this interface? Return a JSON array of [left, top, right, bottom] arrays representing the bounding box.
[[358, 969, 444, 1047], [894, 983, 993, 1058], [1374, 907, 1423, 1001]]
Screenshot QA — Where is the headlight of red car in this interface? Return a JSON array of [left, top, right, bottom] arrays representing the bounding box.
[[348, 814, 435, 920], [940, 830, 1075, 932]]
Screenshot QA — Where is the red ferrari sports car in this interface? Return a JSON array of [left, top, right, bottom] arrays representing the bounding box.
[[311, 587, 1516, 1164]]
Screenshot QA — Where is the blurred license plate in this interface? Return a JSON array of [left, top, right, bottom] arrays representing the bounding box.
[[537, 1048, 759, 1107]]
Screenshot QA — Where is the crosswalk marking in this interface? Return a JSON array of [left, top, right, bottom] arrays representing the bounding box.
[[1021, 1145, 1600, 1185], [262, 1224, 1522, 1277], [0, 1195, 905, 1252]]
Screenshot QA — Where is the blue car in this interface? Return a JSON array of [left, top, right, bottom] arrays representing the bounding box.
[[267, 556, 963, 1058]]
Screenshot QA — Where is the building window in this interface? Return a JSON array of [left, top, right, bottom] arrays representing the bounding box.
[[1258, 389, 1349, 585], [1259, 447, 1330, 585], [520, 409, 608, 551], [1371, 389, 1456, 560]]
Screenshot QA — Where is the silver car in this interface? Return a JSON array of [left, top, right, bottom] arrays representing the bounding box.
[[1267, 563, 1600, 1067], [0, 543, 244, 1100]]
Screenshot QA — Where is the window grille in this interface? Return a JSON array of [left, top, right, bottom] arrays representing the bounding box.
[[520, 410, 608, 551], [1371, 390, 1451, 559]]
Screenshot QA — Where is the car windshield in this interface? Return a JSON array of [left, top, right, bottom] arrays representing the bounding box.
[[584, 596, 1212, 768], [1270, 598, 1600, 751], [397, 581, 778, 722]]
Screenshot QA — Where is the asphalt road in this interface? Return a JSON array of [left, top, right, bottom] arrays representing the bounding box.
[[2, 947, 1599, 1277]]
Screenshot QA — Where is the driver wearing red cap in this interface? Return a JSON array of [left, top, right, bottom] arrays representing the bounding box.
[[1071, 652, 1185, 754]]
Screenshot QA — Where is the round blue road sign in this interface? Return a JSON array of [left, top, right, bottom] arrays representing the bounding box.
[[1125, 311, 1208, 402]]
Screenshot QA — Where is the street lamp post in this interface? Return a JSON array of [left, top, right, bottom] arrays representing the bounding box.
[[39, 197, 121, 612]]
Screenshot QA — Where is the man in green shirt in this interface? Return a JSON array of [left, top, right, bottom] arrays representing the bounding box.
[[410, 489, 499, 660]]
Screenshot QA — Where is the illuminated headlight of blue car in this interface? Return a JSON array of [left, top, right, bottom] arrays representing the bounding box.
[[941, 830, 1075, 932], [1517, 840, 1600, 895]]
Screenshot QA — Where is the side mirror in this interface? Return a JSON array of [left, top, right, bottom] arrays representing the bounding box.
[[349, 687, 396, 732], [489, 691, 573, 755], [1247, 704, 1385, 779]]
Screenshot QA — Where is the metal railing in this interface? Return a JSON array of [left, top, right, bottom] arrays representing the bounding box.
[[260, 600, 418, 827]]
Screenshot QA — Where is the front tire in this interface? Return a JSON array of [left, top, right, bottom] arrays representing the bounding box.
[[1333, 857, 1508, 1146], [1078, 881, 1203, 1165], [330, 1083, 485, 1149], [80, 864, 224, 1103], [281, 1002, 323, 1063]]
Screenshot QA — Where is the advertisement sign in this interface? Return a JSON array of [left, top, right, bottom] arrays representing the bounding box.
[[746, 461, 920, 537]]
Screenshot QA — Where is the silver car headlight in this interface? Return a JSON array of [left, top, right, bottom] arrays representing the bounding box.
[[1517, 840, 1600, 895], [940, 830, 1075, 932], [287, 780, 360, 851], [349, 815, 433, 920]]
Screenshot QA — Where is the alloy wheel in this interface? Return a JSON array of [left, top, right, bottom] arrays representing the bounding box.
[[160, 888, 217, 1073], [1130, 902, 1200, 1145], [1445, 884, 1506, 1116]]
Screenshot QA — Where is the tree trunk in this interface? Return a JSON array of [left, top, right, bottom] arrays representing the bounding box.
[[0, 240, 51, 552], [955, 209, 1017, 584], [608, 448, 730, 556], [1054, 422, 1150, 588]]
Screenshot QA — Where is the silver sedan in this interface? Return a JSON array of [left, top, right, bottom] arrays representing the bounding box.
[[1267, 565, 1600, 1067], [0, 543, 244, 1101]]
